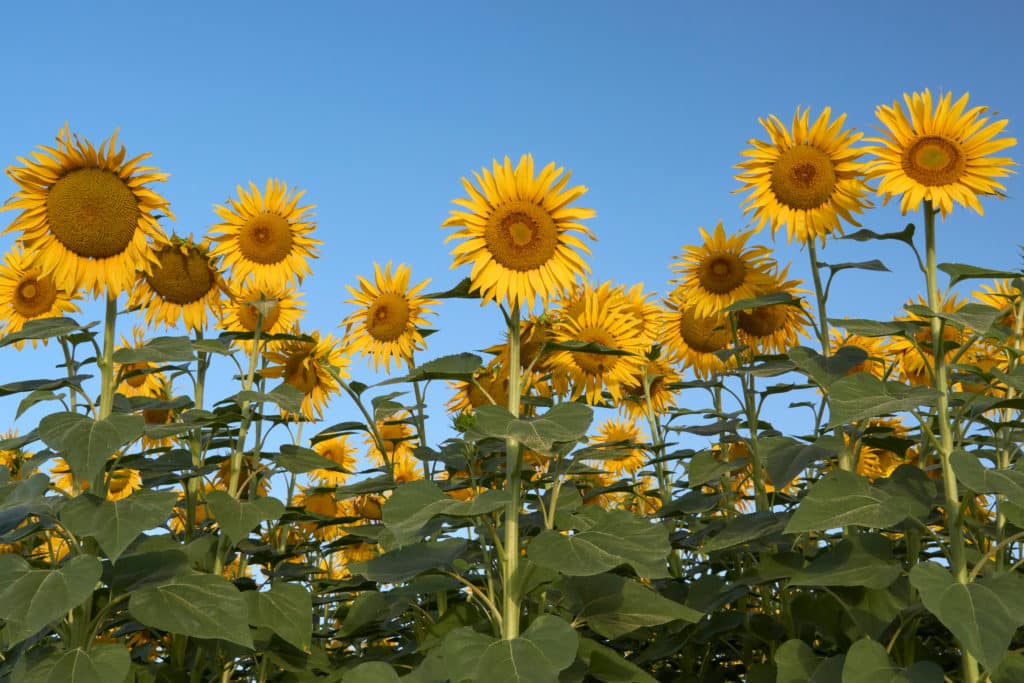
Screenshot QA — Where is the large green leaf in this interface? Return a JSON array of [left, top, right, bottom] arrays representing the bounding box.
[[275, 444, 347, 474], [789, 534, 901, 589], [786, 470, 918, 533], [938, 262, 1020, 288], [341, 662, 401, 682], [348, 538, 467, 582], [112, 335, 195, 363], [60, 490, 177, 563], [775, 639, 820, 683], [469, 402, 593, 453], [788, 346, 869, 388], [841, 637, 943, 683], [702, 511, 789, 552], [377, 352, 482, 385], [910, 562, 1024, 672], [21, 645, 131, 683], [205, 491, 285, 544], [382, 480, 509, 546], [129, 573, 254, 648], [39, 412, 144, 483], [0, 316, 88, 348], [762, 436, 841, 489], [576, 637, 659, 683], [826, 374, 937, 428], [951, 451, 1024, 507], [0, 554, 102, 645], [246, 582, 312, 652], [442, 616, 578, 683], [563, 573, 702, 639], [528, 507, 669, 578]]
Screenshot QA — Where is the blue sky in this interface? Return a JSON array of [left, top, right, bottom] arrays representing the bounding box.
[[1, 0, 1022, 442]]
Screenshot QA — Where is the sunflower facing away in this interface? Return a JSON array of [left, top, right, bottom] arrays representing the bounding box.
[[886, 293, 972, 386], [342, 261, 439, 372], [669, 223, 775, 318], [0, 246, 80, 345], [128, 235, 225, 332], [443, 154, 596, 309], [261, 328, 349, 420], [736, 106, 871, 245], [864, 89, 1017, 217], [2, 125, 173, 297], [211, 179, 320, 290]]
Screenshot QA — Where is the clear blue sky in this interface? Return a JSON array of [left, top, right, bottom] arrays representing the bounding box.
[[2, 0, 1022, 440]]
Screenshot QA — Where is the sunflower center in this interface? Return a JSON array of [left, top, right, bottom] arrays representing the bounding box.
[[738, 304, 788, 337], [572, 327, 619, 376], [283, 350, 318, 394], [903, 135, 965, 186], [239, 213, 294, 265], [122, 362, 151, 389], [678, 309, 730, 353], [13, 275, 57, 318], [367, 293, 411, 342], [770, 145, 837, 210], [699, 253, 747, 294], [238, 298, 282, 332], [146, 247, 217, 305], [46, 168, 140, 258], [483, 201, 559, 272]]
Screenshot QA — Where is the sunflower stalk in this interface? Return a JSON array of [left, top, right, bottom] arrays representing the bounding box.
[[501, 304, 523, 639], [640, 365, 682, 578], [729, 315, 769, 512], [97, 294, 118, 421], [995, 288, 1024, 570]]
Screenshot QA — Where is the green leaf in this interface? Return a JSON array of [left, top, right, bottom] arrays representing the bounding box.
[[246, 582, 312, 652], [721, 291, 801, 313], [542, 339, 635, 355], [762, 435, 841, 489], [686, 450, 736, 486], [935, 302, 1004, 334], [527, 507, 669, 578], [442, 616, 577, 683], [841, 223, 915, 247], [841, 637, 943, 683], [703, 511, 789, 552], [829, 318, 919, 338], [377, 353, 482, 385], [819, 259, 890, 274], [60, 490, 177, 563], [348, 538, 467, 582], [938, 262, 1021, 288], [382, 480, 509, 547], [993, 652, 1024, 683], [26, 645, 131, 683], [0, 317, 88, 348], [951, 451, 1024, 507], [0, 376, 90, 398], [0, 554, 102, 645], [788, 346, 869, 388], [341, 662, 401, 682], [789, 534, 901, 589], [910, 563, 1024, 672], [786, 470, 918, 533], [337, 591, 389, 637], [424, 277, 480, 300], [275, 444, 345, 474], [469, 402, 593, 453], [129, 573, 254, 648], [827, 374, 938, 428], [576, 637, 659, 683], [39, 412, 144, 483], [775, 639, 821, 683], [112, 336, 195, 363], [205, 492, 285, 544], [564, 573, 702, 639], [16, 390, 63, 420], [107, 548, 190, 594]]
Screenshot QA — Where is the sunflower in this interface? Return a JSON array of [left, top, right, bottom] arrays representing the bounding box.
[[294, 487, 345, 541], [140, 375, 177, 449], [0, 430, 36, 481], [443, 154, 596, 309], [669, 223, 775, 317], [218, 283, 306, 354], [342, 261, 438, 372], [847, 418, 917, 481], [886, 293, 972, 386], [212, 457, 272, 499], [309, 435, 358, 486], [0, 246, 80, 347], [50, 457, 81, 494], [864, 90, 1017, 217], [446, 361, 508, 415], [973, 279, 1021, 332], [211, 179, 320, 290], [660, 302, 733, 378], [261, 328, 348, 421], [2, 125, 173, 297], [829, 328, 889, 379], [365, 412, 417, 465], [618, 357, 681, 421], [589, 417, 648, 476], [115, 327, 165, 399], [547, 287, 646, 404], [107, 467, 142, 501], [392, 452, 424, 483], [736, 106, 871, 245], [128, 235, 224, 332], [736, 265, 811, 354]]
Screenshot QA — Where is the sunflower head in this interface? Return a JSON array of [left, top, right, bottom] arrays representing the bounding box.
[[2, 125, 173, 297], [864, 90, 1017, 217], [310, 435, 358, 486], [590, 417, 648, 476], [443, 154, 596, 309], [128, 235, 225, 332], [115, 327, 165, 398], [618, 357, 681, 421], [0, 245, 81, 348], [211, 179, 321, 290], [660, 300, 734, 378], [886, 293, 971, 386], [261, 328, 349, 421], [735, 106, 871, 245], [736, 265, 811, 354], [107, 467, 142, 501]]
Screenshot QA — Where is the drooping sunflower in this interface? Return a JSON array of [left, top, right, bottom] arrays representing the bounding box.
[[736, 106, 871, 245], [261, 328, 349, 421], [107, 467, 143, 501], [342, 261, 439, 372], [309, 435, 359, 486], [660, 302, 734, 378], [886, 293, 972, 386], [589, 417, 648, 476], [128, 235, 225, 332], [669, 223, 776, 318], [365, 412, 417, 465], [443, 154, 596, 309], [547, 288, 646, 404], [210, 179, 320, 290], [0, 246, 80, 346], [2, 125, 173, 297], [736, 265, 811, 354], [115, 327, 165, 398], [864, 89, 1017, 217]]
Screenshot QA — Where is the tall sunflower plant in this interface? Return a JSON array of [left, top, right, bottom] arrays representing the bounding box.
[[0, 96, 1021, 682]]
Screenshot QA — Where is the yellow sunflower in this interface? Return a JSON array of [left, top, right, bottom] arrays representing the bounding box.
[[261, 328, 349, 421], [128, 235, 225, 332], [829, 328, 889, 379], [547, 287, 646, 404], [660, 302, 734, 378], [310, 435, 358, 486], [218, 283, 306, 352], [972, 279, 1020, 332], [886, 293, 972, 386], [365, 412, 417, 465], [393, 452, 424, 483], [140, 375, 177, 449], [590, 417, 648, 476], [0, 430, 36, 481], [736, 106, 871, 245], [618, 357, 681, 421], [0, 245, 80, 347], [669, 223, 775, 318], [115, 327, 165, 399], [342, 261, 439, 372], [847, 418, 917, 481], [210, 179, 320, 290], [736, 265, 811, 354], [446, 361, 508, 415], [864, 89, 1017, 217], [294, 487, 346, 541], [212, 457, 272, 499], [2, 125, 173, 297], [443, 154, 596, 309], [107, 468, 142, 501]]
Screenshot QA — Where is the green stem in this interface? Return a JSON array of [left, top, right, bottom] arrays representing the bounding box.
[[923, 201, 978, 683], [502, 304, 523, 639], [639, 363, 681, 577], [98, 294, 118, 420], [730, 315, 768, 512]]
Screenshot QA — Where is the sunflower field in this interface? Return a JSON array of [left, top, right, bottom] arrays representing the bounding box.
[[0, 91, 1021, 683]]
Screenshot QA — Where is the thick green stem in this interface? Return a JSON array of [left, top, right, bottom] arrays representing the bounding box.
[[98, 294, 118, 420], [502, 305, 523, 639], [923, 201, 978, 683], [228, 325, 264, 499], [639, 365, 681, 578], [730, 315, 769, 512]]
